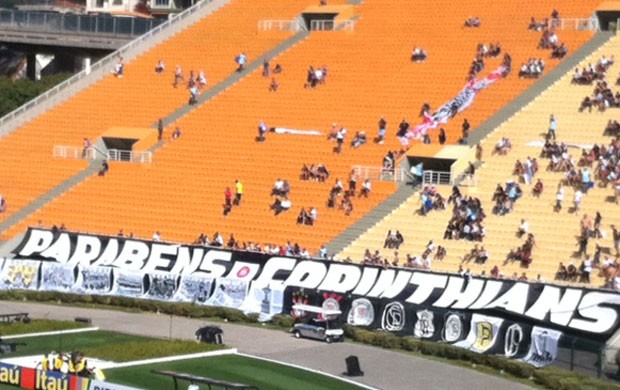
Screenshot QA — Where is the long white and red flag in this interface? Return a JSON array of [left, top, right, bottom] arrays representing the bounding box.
[[406, 65, 507, 139]]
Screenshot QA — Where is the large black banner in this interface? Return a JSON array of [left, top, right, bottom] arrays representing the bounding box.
[[10, 228, 620, 364]]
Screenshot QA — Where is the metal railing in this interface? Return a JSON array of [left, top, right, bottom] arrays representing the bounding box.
[[422, 170, 451, 186], [337, 19, 355, 31], [310, 19, 335, 31], [550, 17, 599, 31], [54, 145, 152, 163], [0, 0, 227, 136], [352, 165, 405, 182], [108, 149, 152, 163], [257, 19, 301, 31], [0, 10, 165, 37], [53, 145, 95, 160]]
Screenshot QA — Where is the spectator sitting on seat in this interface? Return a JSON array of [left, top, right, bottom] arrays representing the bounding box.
[[269, 77, 279, 92], [271, 178, 289, 197], [579, 96, 594, 113], [296, 208, 312, 225], [171, 127, 182, 140], [188, 85, 198, 105], [155, 59, 165, 74], [533, 178, 544, 197], [0, 195, 6, 214], [411, 47, 427, 62], [518, 58, 545, 78], [551, 43, 568, 59], [257, 120, 269, 142], [351, 131, 367, 148], [212, 232, 224, 247], [273, 63, 282, 74], [517, 218, 529, 238], [383, 151, 395, 175], [493, 137, 512, 155], [82, 138, 92, 159], [464, 16, 480, 28], [173, 65, 183, 88], [604, 120, 620, 136], [111, 57, 124, 78], [335, 127, 346, 153], [360, 179, 371, 198], [98, 161, 109, 177], [376, 116, 387, 144], [197, 70, 207, 88], [235, 52, 247, 72], [528, 16, 546, 31], [271, 196, 291, 215], [555, 262, 568, 281]]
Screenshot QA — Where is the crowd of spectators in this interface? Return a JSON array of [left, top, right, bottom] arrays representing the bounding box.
[[443, 186, 486, 241], [576, 56, 617, 112], [411, 47, 427, 63], [304, 65, 328, 88], [300, 163, 330, 182], [492, 180, 523, 216], [464, 16, 481, 28], [518, 58, 545, 78], [419, 186, 446, 216]]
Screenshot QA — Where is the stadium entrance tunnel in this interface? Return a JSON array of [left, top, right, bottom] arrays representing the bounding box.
[[407, 156, 456, 186], [301, 4, 354, 30], [596, 2, 620, 30], [101, 127, 158, 161]]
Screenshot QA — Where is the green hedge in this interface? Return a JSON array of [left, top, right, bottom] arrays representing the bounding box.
[[0, 290, 260, 325], [344, 326, 618, 390]]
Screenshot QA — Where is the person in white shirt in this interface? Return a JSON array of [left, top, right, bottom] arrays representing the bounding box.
[[554, 184, 564, 212], [152, 231, 162, 242], [214, 233, 224, 247], [310, 207, 318, 222], [518, 219, 529, 238], [582, 258, 592, 283], [300, 248, 310, 258], [360, 179, 372, 197], [573, 189, 583, 213]]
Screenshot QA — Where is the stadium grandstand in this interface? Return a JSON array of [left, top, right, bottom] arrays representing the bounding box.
[[3, 0, 620, 385]]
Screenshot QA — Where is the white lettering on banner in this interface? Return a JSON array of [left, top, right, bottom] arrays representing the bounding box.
[[12, 229, 620, 335], [284, 261, 326, 289], [350, 267, 380, 296], [68, 235, 102, 266], [142, 243, 179, 273], [367, 270, 412, 299], [40, 232, 71, 263], [568, 292, 620, 332], [317, 264, 362, 293], [252, 257, 296, 288], [170, 246, 203, 275], [112, 240, 150, 270], [18, 229, 54, 257], [432, 277, 484, 309], [195, 250, 231, 277], [91, 238, 119, 267], [468, 280, 504, 309], [405, 273, 447, 304], [524, 286, 582, 326], [483, 283, 530, 314]]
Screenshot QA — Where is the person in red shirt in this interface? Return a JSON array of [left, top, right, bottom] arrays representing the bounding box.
[[225, 187, 232, 207]]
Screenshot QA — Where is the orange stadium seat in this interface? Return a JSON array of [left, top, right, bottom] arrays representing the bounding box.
[[0, 0, 602, 254]]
